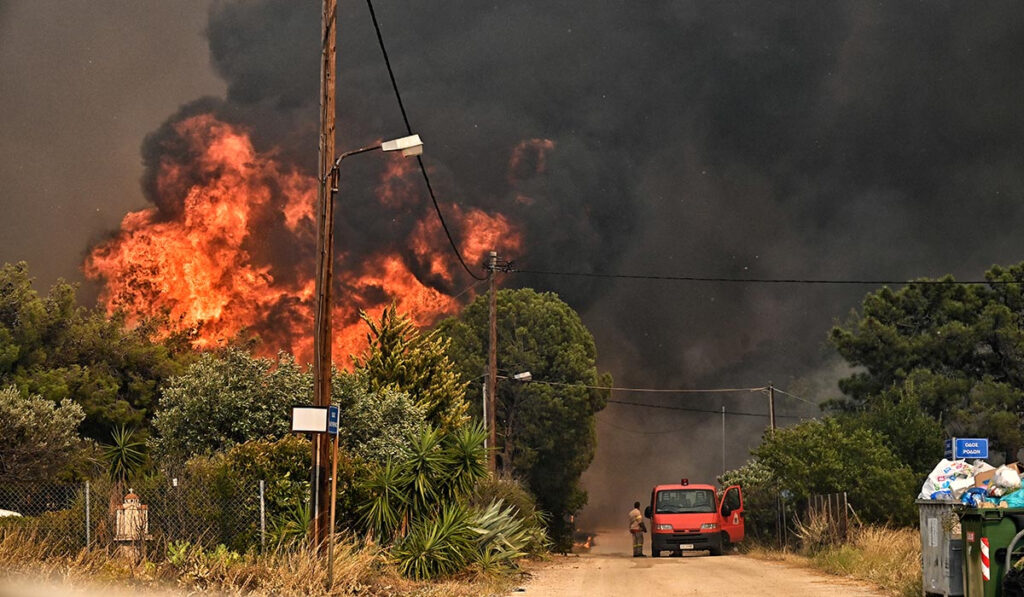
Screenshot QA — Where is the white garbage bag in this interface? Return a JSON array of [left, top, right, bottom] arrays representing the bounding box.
[[920, 458, 974, 499], [994, 465, 1022, 489]]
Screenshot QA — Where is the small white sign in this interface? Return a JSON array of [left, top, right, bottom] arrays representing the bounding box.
[[291, 406, 328, 433]]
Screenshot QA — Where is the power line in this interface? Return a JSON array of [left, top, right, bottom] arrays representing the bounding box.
[[605, 398, 812, 420], [512, 268, 1012, 286], [769, 386, 817, 406], [526, 379, 766, 394], [365, 0, 486, 281]]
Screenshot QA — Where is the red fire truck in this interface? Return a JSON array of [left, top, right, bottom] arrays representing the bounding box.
[[643, 479, 744, 557]]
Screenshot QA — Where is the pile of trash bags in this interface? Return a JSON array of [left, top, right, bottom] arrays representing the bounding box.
[[920, 459, 1024, 507]]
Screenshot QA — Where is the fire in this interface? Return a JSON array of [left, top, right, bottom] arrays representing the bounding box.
[[84, 114, 521, 364]]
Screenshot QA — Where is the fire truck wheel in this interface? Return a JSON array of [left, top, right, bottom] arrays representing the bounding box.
[[709, 533, 729, 556]]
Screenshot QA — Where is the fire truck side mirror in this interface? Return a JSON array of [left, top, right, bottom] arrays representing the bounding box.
[[644, 506, 652, 519]]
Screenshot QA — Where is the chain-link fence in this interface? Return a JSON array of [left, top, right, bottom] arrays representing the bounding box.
[[0, 475, 288, 555]]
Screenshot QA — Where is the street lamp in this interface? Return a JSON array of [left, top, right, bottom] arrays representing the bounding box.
[[483, 370, 532, 469], [312, 133, 424, 550]]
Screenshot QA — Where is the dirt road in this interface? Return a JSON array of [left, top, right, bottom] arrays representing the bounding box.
[[512, 530, 888, 596]]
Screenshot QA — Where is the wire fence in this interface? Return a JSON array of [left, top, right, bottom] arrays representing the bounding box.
[[0, 475, 288, 555]]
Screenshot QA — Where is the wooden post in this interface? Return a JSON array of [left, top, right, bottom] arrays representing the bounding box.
[[312, 0, 337, 549], [486, 251, 498, 472], [327, 432, 340, 588]]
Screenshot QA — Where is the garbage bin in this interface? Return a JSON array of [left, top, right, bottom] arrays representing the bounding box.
[[960, 508, 1024, 597], [920, 499, 965, 596]]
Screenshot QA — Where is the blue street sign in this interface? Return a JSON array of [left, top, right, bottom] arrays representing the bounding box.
[[327, 405, 339, 435], [944, 437, 988, 460]]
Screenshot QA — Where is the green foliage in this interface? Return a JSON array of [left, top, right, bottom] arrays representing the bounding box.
[[0, 262, 191, 442], [469, 476, 545, 533], [829, 262, 1024, 460], [353, 304, 470, 431], [752, 418, 917, 525], [0, 386, 86, 485], [356, 424, 491, 545], [334, 375, 428, 466], [437, 288, 609, 549], [103, 426, 147, 482], [150, 349, 310, 462], [182, 435, 314, 550], [391, 503, 476, 581], [267, 500, 311, 547], [718, 459, 777, 542], [471, 499, 550, 563], [835, 378, 945, 477], [358, 459, 410, 542]]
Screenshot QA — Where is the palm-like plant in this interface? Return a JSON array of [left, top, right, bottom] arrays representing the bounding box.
[[103, 426, 146, 482], [392, 502, 476, 580], [405, 427, 448, 516], [443, 423, 488, 500], [358, 459, 410, 542]]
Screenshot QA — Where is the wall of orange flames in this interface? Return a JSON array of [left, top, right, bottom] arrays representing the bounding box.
[[85, 114, 522, 365]]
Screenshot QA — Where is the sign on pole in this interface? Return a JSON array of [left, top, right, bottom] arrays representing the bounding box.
[[944, 437, 988, 460], [291, 406, 328, 433], [327, 405, 339, 435]]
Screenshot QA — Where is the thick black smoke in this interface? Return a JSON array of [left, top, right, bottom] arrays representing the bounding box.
[[146, 1, 1024, 524]]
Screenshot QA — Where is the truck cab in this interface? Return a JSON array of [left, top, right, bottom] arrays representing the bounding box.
[[643, 479, 744, 557]]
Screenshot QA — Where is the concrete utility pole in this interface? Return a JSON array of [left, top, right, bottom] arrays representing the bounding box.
[[768, 383, 776, 434], [312, 0, 337, 549], [486, 251, 498, 472]]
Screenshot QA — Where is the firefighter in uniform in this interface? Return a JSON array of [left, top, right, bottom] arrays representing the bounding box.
[[629, 501, 645, 557]]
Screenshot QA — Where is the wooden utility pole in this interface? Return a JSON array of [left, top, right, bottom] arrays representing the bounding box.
[[312, 0, 337, 549], [768, 383, 776, 434], [486, 250, 498, 472]]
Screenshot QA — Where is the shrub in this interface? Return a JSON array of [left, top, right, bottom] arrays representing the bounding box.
[[392, 503, 476, 580]]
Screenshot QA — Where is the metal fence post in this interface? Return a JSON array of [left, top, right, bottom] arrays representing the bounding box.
[[85, 480, 91, 549], [259, 479, 266, 551]]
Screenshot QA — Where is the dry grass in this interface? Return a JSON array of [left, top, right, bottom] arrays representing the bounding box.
[[0, 529, 521, 596], [745, 525, 922, 597]]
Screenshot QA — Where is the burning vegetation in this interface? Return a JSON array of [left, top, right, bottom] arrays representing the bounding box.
[[85, 114, 519, 364]]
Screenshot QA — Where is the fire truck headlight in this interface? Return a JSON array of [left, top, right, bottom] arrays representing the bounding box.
[[656, 524, 673, 531], [700, 523, 719, 530]]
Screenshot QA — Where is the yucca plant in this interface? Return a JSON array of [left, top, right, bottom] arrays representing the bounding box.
[[357, 459, 410, 542], [405, 427, 449, 517], [392, 502, 476, 580], [103, 426, 147, 482], [268, 500, 311, 548], [443, 423, 488, 500]]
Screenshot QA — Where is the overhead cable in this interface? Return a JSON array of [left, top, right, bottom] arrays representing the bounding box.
[[605, 399, 811, 420], [526, 379, 766, 394], [769, 386, 817, 406], [365, 0, 486, 281]]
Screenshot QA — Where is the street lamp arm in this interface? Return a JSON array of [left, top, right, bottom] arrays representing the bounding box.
[[332, 143, 383, 170]]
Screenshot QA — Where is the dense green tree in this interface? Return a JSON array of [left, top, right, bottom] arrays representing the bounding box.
[[835, 377, 945, 477], [352, 304, 469, 431], [753, 418, 917, 524], [150, 349, 309, 463], [829, 262, 1024, 460], [0, 386, 86, 485], [0, 262, 191, 441], [333, 375, 428, 466], [436, 288, 609, 549]]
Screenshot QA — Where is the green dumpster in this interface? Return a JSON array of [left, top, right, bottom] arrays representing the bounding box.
[[960, 508, 1024, 597]]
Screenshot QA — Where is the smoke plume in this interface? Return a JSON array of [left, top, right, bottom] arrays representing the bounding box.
[[40, 1, 1024, 524]]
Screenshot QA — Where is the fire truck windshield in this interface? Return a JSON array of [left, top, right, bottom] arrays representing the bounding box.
[[655, 489, 715, 514]]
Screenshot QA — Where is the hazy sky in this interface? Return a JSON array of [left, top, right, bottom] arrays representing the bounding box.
[[4, 0, 1024, 522]]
